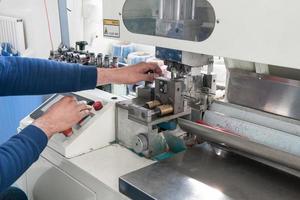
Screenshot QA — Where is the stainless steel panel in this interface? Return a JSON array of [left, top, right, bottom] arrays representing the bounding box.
[[227, 69, 300, 121], [120, 143, 300, 200]]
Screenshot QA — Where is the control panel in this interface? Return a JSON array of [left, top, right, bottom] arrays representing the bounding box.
[[19, 89, 123, 158], [30, 93, 104, 137]]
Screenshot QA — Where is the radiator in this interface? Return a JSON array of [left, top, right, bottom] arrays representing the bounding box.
[[0, 15, 26, 53]]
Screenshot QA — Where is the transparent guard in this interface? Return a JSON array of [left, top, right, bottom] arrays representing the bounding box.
[[122, 0, 216, 42]]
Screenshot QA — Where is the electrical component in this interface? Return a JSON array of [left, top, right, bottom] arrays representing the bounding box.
[[93, 101, 103, 111]]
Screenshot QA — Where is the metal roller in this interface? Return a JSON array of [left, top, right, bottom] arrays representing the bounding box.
[[155, 105, 174, 116], [178, 118, 300, 174], [145, 100, 161, 109]]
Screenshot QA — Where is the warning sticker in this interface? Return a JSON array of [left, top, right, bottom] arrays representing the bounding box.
[[103, 19, 120, 38]]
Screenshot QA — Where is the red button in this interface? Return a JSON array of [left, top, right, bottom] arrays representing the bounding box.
[[62, 128, 73, 137], [93, 101, 103, 111]]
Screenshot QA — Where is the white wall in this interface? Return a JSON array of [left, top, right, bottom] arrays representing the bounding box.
[[82, 0, 115, 54], [82, 0, 155, 56], [0, 0, 156, 58], [0, 0, 61, 58], [67, 0, 84, 47]]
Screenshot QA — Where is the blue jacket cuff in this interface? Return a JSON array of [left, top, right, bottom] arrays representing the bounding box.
[[79, 66, 97, 90], [20, 125, 48, 154]]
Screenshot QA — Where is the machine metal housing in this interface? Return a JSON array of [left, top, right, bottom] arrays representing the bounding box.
[[103, 0, 300, 69], [116, 77, 191, 157], [154, 77, 185, 114]]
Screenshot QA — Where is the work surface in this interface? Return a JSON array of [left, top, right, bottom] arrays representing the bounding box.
[[39, 144, 155, 199], [120, 143, 300, 200]]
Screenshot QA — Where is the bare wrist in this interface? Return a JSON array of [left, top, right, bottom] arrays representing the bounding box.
[[97, 68, 120, 85], [32, 118, 56, 139]]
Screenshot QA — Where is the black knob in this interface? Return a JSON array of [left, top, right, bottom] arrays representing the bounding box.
[[76, 41, 88, 51]]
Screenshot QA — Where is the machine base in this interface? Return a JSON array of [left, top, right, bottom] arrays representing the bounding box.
[[119, 143, 300, 200], [17, 144, 155, 200]]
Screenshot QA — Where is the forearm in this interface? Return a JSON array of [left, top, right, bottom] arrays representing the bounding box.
[[0, 56, 97, 96], [97, 68, 121, 85], [0, 125, 48, 192], [97, 62, 161, 85]]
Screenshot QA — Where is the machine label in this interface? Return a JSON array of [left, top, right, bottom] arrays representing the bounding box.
[[103, 19, 120, 38]]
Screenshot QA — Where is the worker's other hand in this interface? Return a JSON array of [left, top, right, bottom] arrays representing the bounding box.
[[32, 96, 92, 139], [97, 62, 162, 85]]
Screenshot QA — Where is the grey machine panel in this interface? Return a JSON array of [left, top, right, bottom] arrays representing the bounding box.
[[227, 69, 300, 121], [119, 143, 300, 200]]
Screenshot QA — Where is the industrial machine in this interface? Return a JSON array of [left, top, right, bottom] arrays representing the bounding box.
[[17, 90, 155, 200], [115, 51, 216, 158], [16, 0, 300, 199], [103, 0, 300, 199]]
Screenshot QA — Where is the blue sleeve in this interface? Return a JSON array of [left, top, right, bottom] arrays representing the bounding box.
[[0, 125, 48, 192], [0, 56, 97, 96]]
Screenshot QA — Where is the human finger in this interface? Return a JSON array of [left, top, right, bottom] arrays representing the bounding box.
[[142, 73, 160, 82], [141, 62, 160, 73], [79, 109, 91, 118]]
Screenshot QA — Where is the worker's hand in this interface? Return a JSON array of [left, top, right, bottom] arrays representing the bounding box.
[[97, 62, 162, 85], [32, 96, 92, 139]]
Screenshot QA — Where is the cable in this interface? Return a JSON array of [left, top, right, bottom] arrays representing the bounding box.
[[43, 0, 54, 51]]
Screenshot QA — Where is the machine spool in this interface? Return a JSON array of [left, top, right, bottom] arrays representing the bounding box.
[[155, 105, 174, 116], [145, 100, 161, 109], [96, 53, 103, 67], [112, 56, 119, 68]]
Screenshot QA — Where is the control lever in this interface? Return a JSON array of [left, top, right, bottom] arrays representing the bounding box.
[[61, 101, 103, 137], [76, 41, 88, 51], [145, 70, 155, 87], [62, 128, 73, 137]]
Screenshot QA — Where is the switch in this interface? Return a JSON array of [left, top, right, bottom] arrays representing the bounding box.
[[93, 101, 103, 111], [87, 101, 95, 106], [62, 128, 73, 137]]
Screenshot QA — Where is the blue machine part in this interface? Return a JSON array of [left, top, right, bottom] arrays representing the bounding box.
[[158, 120, 177, 131], [153, 133, 187, 161], [164, 133, 187, 153], [0, 43, 20, 56], [112, 43, 134, 63], [153, 152, 175, 161], [58, 0, 70, 47], [154, 121, 187, 161], [155, 47, 182, 63]]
